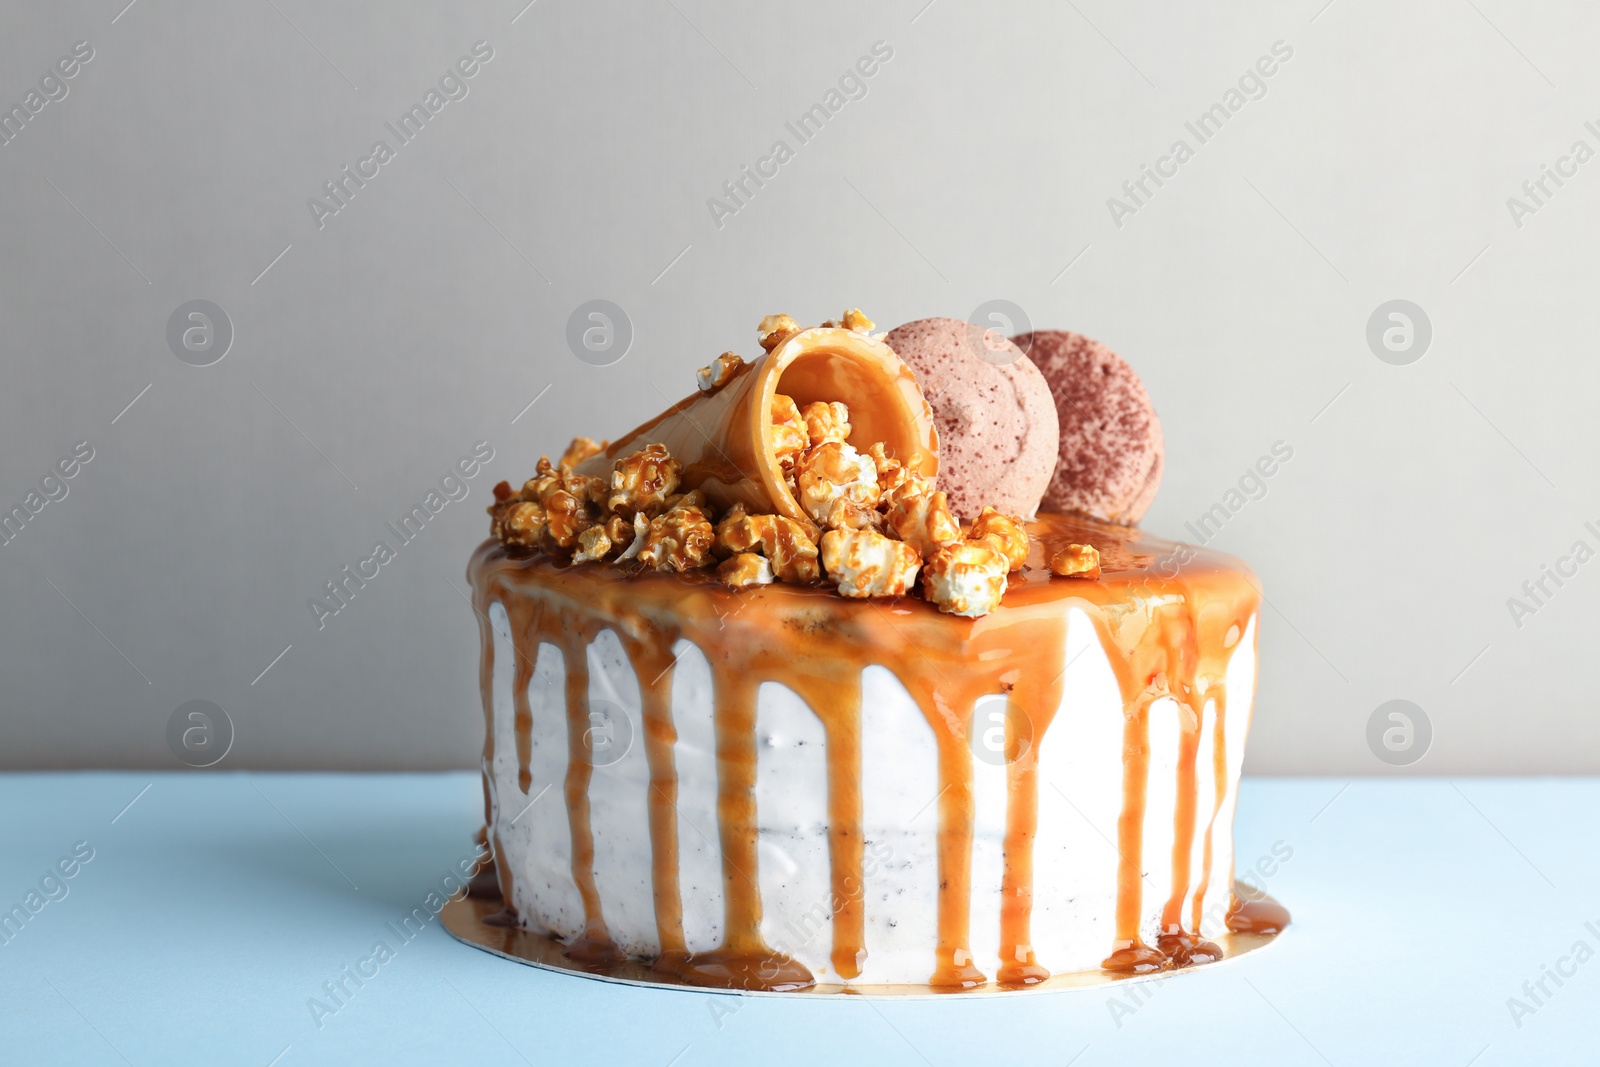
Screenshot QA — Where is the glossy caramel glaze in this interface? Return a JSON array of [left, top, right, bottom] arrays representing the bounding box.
[[469, 512, 1282, 991]]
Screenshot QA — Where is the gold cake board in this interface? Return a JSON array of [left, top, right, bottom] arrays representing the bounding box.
[[441, 888, 1285, 998]]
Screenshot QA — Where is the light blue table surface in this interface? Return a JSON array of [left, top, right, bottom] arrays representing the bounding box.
[[1, 773, 1592, 1066]]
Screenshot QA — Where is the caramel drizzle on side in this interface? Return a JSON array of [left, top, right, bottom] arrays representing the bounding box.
[[624, 634, 689, 972], [471, 596, 519, 910], [1191, 687, 1229, 933], [996, 625, 1067, 987], [469, 514, 1261, 990]]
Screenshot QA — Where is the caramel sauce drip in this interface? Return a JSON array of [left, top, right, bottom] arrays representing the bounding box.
[[790, 675, 866, 980], [1191, 688, 1229, 933], [996, 647, 1066, 987], [559, 637, 623, 964], [625, 635, 689, 971], [708, 682, 813, 986], [469, 513, 1268, 990], [511, 631, 536, 796], [471, 588, 520, 915]]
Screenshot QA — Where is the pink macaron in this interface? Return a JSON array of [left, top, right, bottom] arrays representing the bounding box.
[[1012, 329, 1163, 525]]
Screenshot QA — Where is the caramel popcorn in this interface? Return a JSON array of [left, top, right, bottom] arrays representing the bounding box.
[[523, 456, 605, 510], [888, 490, 963, 561], [603, 514, 632, 546], [494, 500, 546, 548], [769, 394, 809, 474], [1049, 543, 1101, 580], [520, 457, 559, 504], [715, 504, 820, 582], [923, 541, 1009, 618], [559, 436, 607, 468], [820, 527, 921, 598], [608, 443, 681, 517], [713, 503, 761, 557], [572, 524, 613, 563], [796, 441, 879, 528], [872, 443, 933, 512], [718, 552, 774, 590], [696, 352, 745, 393], [488, 312, 1045, 617], [547, 490, 595, 548], [967, 506, 1030, 572], [822, 308, 875, 333], [492, 446, 612, 554], [758, 314, 800, 352], [822, 498, 884, 532], [638, 500, 715, 572], [764, 516, 822, 583], [801, 401, 851, 446]]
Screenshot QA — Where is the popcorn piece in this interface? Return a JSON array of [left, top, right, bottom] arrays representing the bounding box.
[[713, 503, 761, 558], [565, 469, 608, 508], [758, 314, 800, 352], [1049, 543, 1101, 580], [871, 443, 933, 512], [820, 528, 921, 598], [523, 456, 605, 509], [924, 541, 1009, 618], [769, 394, 809, 474], [542, 489, 591, 548], [796, 441, 879, 527], [608, 443, 681, 517], [521, 456, 559, 503], [603, 514, 631, 542], [715, 504, 820, 582], [764, 515, 822, 583], [572, 524, 613, 563], [822, 308, 875, 333], [879, 467, 932, 511], [719, 552, 774, 590], [559, 436, 607, 468], [822, 498, 884, 532], [696, 352, 745, 394], [638, 502, 715, 572], [888, 490, 963, 561], [967, 506, 1031, 572], [801, 401, 851, 446], [615, 512, 651, 562], [495, 501, 547, 548]]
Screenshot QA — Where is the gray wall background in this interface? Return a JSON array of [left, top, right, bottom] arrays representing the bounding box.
[[3, 0, 1596, 774]]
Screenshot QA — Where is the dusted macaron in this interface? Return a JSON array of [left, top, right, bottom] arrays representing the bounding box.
[[883, 318, 1059, 521], [1012, 329, 1163, 525]]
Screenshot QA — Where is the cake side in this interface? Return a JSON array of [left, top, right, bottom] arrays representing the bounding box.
[[470, 513, 1261, 989]]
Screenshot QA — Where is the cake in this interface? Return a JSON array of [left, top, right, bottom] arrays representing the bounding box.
[[462, 311, 1286, 991]]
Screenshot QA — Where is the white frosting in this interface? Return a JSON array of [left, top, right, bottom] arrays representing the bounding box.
[[486, 602, 1257, 985]]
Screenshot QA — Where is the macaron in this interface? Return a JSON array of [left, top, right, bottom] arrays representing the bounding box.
[[1012, 330, 1163, 525], [883, 318, 1059, 521]]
